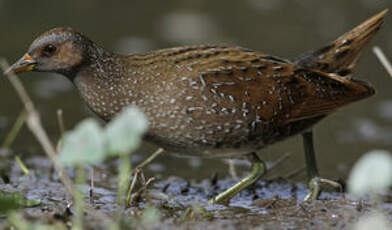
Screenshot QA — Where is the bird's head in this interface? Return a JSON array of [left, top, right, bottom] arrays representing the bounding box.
[[5, 27, 93, 77]]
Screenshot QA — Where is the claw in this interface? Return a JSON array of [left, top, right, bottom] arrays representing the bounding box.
[[304, 177, 343, 201]]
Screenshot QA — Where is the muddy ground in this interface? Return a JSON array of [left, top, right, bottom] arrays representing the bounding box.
[[0, 151, 391, 230]]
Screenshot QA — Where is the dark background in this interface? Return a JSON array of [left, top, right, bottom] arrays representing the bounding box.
[[0, 0, 391, 180]]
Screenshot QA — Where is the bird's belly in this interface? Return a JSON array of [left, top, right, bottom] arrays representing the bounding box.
[[144, 134, 261, 158], [144, 115, 326, 158]]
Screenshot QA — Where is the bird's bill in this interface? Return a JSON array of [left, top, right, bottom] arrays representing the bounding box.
[[4, 53, 36, 75]]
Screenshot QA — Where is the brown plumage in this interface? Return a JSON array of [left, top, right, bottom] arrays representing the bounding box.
[[5, 10, 386, 158], [296, 9, 386, 75]]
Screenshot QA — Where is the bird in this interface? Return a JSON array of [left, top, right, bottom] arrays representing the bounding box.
[[5, 9, 387, 204]]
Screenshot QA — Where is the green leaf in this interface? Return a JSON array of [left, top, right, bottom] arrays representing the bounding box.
[[59, 119, 106, 166], [104, 106, 148, 156], [8, 212, 66, 230], [0, 190, 40, 212]]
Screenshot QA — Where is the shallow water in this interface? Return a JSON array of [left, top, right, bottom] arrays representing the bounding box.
[[1, 1, 392, 182]]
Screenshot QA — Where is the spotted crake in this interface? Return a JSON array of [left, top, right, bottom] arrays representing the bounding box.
[[5, 10, 388, 204]]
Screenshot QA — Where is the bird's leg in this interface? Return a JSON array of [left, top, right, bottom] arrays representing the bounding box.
[[208, 152, 266, 205], [302, 130, 342, 201]]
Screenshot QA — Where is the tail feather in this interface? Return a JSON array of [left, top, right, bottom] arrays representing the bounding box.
[[295, 9, 388, 77]]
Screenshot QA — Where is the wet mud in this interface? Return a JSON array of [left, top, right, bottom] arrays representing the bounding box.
[[0, 154, 390, 230]]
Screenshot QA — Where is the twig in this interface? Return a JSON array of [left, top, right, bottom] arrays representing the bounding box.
[[1, 58, 115, 227], [126, 169, 140, 207], [1, 58, 74, 196], [125, 147, 162, 207], [228, 159, 238, 180], [55, 109, 65, 153], [15, 156, 29, 175], [57, 109, 66, 136], [131, 148, 164, 173], [373, 46, 392, 78], [139, 170, 146, 185], [73, 165, 85, 230], [128, 177, 156, 206], [117, 155, 131, 208], [1, 109, 30, 175], [1, 110, 26, 149], [89, 167, 95, 205]]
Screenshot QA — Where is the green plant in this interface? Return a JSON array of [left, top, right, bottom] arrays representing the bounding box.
[[348, 150, 392, 230], [348, 150, 392, 198], [58, 106, 148, 230]]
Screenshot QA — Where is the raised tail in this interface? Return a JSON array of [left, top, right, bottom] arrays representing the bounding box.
[[295, 9, 388, 77]]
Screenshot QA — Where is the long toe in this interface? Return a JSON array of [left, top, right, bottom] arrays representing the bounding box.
[[304, 177, 343, 201]]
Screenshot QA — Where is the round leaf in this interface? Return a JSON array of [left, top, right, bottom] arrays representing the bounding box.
[[59, 119, 106, 166], [104, 106, 148, 156], [348, 150, 392, 197]]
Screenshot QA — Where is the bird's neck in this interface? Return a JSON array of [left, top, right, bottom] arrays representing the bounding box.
[[71, 46, 138, 121]]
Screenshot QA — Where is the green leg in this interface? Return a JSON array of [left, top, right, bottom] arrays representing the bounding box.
[[302, 130, 342, 201], [208, 153, 266, 205]]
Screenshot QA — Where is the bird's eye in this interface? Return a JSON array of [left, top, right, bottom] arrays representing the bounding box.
[[42, 44, 57, 57]]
